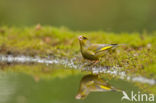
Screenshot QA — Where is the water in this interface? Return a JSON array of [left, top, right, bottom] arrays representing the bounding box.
[[0, 71, 139, 103], [0, 55, 155, 103]]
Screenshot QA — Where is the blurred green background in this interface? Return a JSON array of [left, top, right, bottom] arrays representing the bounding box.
[[0, 0, 156, 32]]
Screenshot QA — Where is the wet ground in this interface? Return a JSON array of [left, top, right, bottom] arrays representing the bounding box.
[[0, 55, 155, 103]]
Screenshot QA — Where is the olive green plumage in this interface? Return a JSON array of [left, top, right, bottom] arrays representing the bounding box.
[[78, 35, 118, 60], [75, 74, 121, 99]]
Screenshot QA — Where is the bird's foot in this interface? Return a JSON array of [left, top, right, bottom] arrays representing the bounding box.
[[91, 60, 99, 66]]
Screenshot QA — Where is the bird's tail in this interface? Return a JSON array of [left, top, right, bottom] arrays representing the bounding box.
[[111, 44, 127, 49], [111, 44, 127, 46], [110, 44, 118, 49], [112, 87, 123, 93]]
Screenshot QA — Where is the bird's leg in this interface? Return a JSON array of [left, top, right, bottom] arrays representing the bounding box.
[[84, 60, 99, 67], [92, 60, 99, 65], [84, 60, 95, 66], [84, 60, 94, 66]]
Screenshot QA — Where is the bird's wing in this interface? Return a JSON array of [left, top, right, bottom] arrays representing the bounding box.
[[94, 79, 112, 90], [98, 85, 111, 90], [86, 81, 94, 86], [84, 81, 95, 89], [88, 44, 118, 54], [85, 49, 95, 56]]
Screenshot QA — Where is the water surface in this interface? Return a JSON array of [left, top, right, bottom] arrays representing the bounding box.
[[0, 55, 155, 103]]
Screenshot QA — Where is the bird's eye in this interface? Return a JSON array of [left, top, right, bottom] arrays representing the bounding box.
[[81, 94, 87, 99], [83, 37, 87, 40]]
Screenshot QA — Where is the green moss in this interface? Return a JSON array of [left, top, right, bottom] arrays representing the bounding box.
[[0, 26, 156, 78]]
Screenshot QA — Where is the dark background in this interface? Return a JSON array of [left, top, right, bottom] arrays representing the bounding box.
[[0, 0, 156, 32]]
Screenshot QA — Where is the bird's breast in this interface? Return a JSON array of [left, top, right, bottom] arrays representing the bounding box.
[[81, 49, 98, 60]]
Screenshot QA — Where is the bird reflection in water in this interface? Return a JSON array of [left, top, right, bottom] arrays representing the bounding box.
[[75, 74, 122, 99]]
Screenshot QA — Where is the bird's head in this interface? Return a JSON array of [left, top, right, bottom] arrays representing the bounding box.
[[78, 35, 89, 47], [78, 35, 88, 41], [75, 93, 86, 100], [75, 88, 89, 99]]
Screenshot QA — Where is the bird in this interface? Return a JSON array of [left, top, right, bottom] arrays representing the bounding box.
[[78, 35, 118, 64], [75, 74, 122, 99]]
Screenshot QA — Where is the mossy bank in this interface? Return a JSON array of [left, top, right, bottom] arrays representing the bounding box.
[[0, 26, 156, 79]]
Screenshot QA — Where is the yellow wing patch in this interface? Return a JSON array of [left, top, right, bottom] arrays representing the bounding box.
[[100, 85, 111, 90], [100, 46, 112, 51]]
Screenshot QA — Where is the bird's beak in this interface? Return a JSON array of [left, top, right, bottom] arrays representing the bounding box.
[[78, 36, 82, 40], [75, 94, 82, 99]]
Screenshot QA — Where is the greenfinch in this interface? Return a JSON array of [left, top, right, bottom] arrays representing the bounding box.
[[78, 35, 118, 62], [75, 74, 121, 99]]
